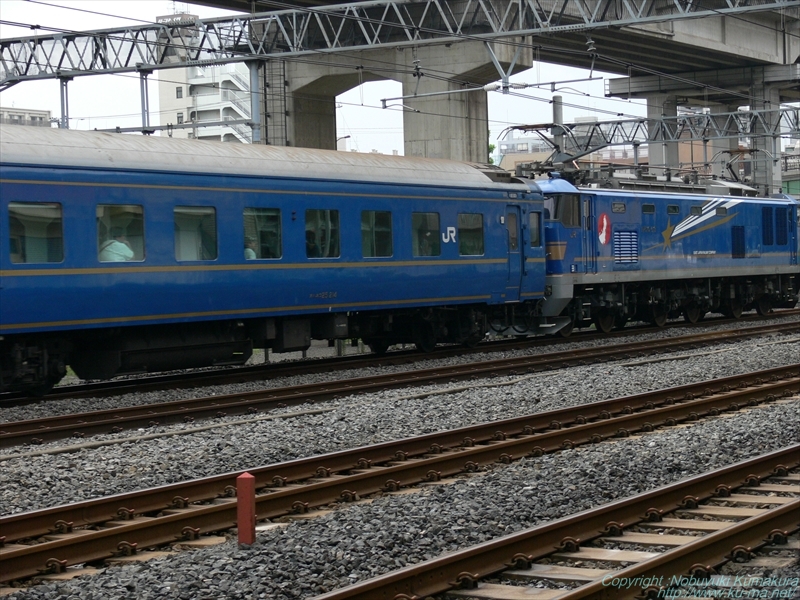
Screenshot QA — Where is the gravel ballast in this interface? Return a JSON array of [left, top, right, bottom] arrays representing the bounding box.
[[1, 321, 798, 599]]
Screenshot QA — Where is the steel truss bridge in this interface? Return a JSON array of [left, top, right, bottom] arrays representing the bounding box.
[[2, 0, 799, 91]]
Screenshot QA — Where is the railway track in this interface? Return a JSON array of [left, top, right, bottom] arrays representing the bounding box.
[[313, 449, 800, 600], [2, 321, 798, 449], [4, 309, 797, 404], [1, 364, 797, 585]]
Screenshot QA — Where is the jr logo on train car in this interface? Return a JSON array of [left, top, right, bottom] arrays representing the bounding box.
[[442, 227, 457, 243]]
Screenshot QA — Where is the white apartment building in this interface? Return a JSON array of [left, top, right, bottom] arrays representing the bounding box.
[[0, 107, 52, 127], [156, 14, 252, 143]]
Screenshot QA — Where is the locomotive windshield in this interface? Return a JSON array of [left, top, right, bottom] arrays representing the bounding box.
[[543, 194, 581, 227]]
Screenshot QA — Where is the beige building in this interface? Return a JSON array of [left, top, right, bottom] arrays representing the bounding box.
[[156, 14, 251, 143], [0, 107, 51, 127]]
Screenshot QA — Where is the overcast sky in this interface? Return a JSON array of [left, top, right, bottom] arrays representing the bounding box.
[[0, 0, 649, 155]]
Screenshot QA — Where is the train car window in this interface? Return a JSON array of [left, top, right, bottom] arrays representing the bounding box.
[[174, 207, 217, 261], [458, 213, 484, 256], [642, 204, 655, 214], [97, 205, 145, 262], [716, 207, 728, 216], [244, 208, 281, 259], [507, 212, 519, 251], [732, 226, 745, 259], [762, 206, 774, 246], [412, 212, 440, 257], [691, 206, 703, 216], [361, 211, 393, 258], [667, 205, 680, 215], [612, 202, 626, 214], [305, 209, 340, 258], [529, 212, 541, 248], [555, 194, 581, 227], [776, 207, 788, 245], [7, 202, 63, 264]]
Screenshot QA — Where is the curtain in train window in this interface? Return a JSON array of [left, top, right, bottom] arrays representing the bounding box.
[[243, 208, 281, 259], [97, 204, 145, 262], [8, 202, 63, 264], [458, 213, 484, 256], [412, 212, 440, 257], [361, 211, 392, 258], [305, 209, 340, 258], [529, 212, 541, 247], [174, 207, 217, 261]]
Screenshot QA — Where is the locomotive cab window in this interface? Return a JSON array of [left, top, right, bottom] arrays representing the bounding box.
[[642, 204, 655, 215], [612, 202, 626, 214], [8, 202, 63, 264], [174, 206, 217, 261], [97, 204, 144, 262], [691, 206, 703, 216], [458, 213, 484, 256], [361, 210, 392, 258], [244, 208, 281, 259], [544, 194, 581, 227], [306, 209, 340, 258], [667, 205, 680, 215], [412, 212, 440, 257]]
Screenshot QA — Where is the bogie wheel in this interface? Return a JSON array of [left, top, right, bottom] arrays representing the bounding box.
[[683, 302, 704, 324], [413, 324, 437, 353], [650, 305, 668, 328], [592, 311, 615, 334], [557, 316, 575, 338], [722, 299, 744, 319], [755, 296, 772, 316], [367, 339, 390, 355]]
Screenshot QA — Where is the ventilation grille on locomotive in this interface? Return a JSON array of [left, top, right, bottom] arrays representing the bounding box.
[[613, 231, 639, 263]]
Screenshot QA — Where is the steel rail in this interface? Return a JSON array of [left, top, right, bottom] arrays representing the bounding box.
[[2, 321, 797, 448], [309, 446, 800, 600], [556, 500, 800, 600], [2, 362, 798, 542], [1, 366, 797, 583]]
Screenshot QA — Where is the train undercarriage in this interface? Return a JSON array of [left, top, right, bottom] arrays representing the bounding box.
[[2, 275, 795, 395], [556, 273, 799, 335]]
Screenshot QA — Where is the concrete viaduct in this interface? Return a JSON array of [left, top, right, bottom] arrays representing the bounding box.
[[1, 1, 798, 192]]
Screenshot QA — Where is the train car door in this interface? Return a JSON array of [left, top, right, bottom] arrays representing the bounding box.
[[581, 194, 597, 273], [506, 206, 522, 302], [793, 204, 799, 265]]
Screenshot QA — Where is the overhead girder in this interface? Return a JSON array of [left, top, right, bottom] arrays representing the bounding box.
[[1, 0, 798, 90], [513, 106, 800, 156]]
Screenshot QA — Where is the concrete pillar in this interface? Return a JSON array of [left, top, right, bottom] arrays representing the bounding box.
[[749, 80, 782, 196], [259, 39, 530, 161], [647, 94, 679, 177]]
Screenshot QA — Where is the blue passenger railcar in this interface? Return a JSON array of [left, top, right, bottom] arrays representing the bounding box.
[[0, 125, 559, 393], [535, 175, 799, 332]]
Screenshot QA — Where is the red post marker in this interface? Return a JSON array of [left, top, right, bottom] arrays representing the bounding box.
[[237, 472, 256, 545]]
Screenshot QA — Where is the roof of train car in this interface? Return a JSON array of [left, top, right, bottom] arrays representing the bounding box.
[[0, 124, 527, 191]]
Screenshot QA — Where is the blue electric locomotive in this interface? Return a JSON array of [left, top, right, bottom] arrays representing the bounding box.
[[0, 125, 563, 394], [534, 175, 799, 333]]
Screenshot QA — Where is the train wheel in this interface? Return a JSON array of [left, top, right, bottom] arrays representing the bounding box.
[[557, 316, 575, 338], [755, 296, 772, 316], [683, 303, 704, 324], [722, 299, 744, 319], [650, 305, 668, 328], [592, 311, 615, 334], [367, 340, 390, 355], [414, 324, 436, 353]]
